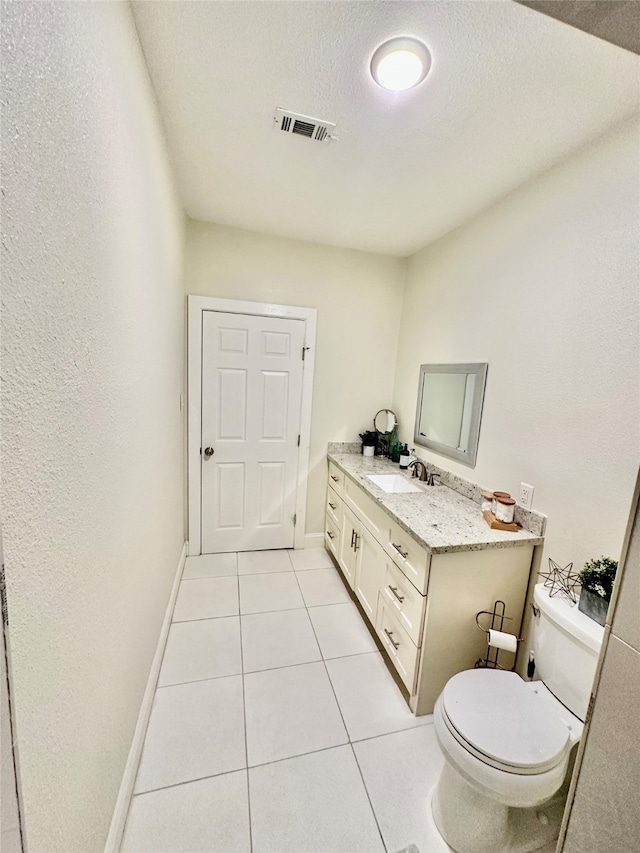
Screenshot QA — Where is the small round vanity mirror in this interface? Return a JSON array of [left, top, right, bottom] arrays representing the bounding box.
[[373, 409, 398, 435]]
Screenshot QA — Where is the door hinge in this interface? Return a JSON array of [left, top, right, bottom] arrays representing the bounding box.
[[585, 691, 596, 726], [0, 561, 8, 628], [293, 514, 297, 526], [297, 435, 301, 447]]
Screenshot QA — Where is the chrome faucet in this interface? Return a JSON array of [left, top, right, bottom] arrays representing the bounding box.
[[409, 459, 440, 485]]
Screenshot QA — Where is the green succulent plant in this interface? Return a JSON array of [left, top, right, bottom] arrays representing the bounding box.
[[577, 556, 618, 600]]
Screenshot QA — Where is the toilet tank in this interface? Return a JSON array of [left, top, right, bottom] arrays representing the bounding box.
[[533, 583, 604, 721]]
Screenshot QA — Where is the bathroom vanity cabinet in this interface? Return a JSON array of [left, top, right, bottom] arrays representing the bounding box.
[[325, 454, 542, 715]]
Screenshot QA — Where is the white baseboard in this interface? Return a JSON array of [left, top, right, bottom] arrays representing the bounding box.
[[303, 532, 324, 549], [104, 541, 187, 853]]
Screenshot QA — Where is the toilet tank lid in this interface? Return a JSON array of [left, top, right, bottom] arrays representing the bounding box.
[[534, 584, 604, 652], [442, 669, 570, 771]]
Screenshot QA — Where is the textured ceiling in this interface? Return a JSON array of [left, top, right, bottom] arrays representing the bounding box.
[[132, 1, 640, 256]]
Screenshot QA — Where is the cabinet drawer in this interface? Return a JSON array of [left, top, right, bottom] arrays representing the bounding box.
[[326, 486, 343, 529], [324, 514, 340, 560], [384, 518, 430, 594], [376, 598, 420, 693], [344, 477, 387, 540], [328, 462, 344, 496], [380, 557, 426, 647]]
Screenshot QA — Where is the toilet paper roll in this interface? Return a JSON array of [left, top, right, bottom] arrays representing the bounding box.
[[487, 629, 518, 653]]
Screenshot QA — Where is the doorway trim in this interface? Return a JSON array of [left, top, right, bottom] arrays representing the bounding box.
[[187, 295, 317, 556]]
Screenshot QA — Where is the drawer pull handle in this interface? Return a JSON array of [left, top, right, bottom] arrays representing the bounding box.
[[392, 542, 409, 559], [327, 531, 335, 540], [388, 585, 404, 603], [384, 628, 400, 650], [350, 529, 356, 548], [353, 533, 360, 552], [331, 475, 339, 482], [328, 502, 337, 510]]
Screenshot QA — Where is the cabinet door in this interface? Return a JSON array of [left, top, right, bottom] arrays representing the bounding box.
[[338, 505, 358, 590], [344, 477, 387, 540], [354, 526, 386, 624]]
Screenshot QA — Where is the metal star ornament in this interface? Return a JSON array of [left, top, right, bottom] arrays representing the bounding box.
[[539, 557, 563, 590], [539, 558, 579, 603]]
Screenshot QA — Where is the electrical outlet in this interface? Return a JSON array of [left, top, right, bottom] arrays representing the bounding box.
[[520, 483, 534, 509]]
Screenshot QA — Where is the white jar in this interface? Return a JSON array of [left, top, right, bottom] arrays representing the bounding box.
[[495, 496, 516, 523], [492, 491, 511, 515], [363, 445, 375, 457]]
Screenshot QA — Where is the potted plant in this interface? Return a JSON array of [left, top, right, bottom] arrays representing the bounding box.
[[577, 556, 618, 626]]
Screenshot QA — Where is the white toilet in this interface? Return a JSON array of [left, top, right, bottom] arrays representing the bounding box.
[[431, 582, 604, 853]]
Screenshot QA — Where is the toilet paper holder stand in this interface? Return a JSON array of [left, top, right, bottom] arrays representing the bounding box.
[[474, 599, 522, 670]]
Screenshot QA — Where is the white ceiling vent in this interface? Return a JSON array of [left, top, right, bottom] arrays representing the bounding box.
[[273, 108, 336, 143]]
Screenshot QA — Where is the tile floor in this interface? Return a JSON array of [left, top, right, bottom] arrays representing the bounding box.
[[121, 548, 452, 853]]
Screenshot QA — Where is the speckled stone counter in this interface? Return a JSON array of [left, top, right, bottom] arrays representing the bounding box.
[[328, 451, 544, 555]]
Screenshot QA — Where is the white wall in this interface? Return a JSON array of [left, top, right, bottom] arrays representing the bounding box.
[[393, 118, 640, 575], [1, 4, 185, 851], [185, 221, 406, 535]]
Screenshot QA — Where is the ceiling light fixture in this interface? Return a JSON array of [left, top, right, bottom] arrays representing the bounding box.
[[370, 37, 431, 92]]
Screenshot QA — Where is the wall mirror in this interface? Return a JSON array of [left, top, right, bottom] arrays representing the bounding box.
[[414, 363, 488, 467]]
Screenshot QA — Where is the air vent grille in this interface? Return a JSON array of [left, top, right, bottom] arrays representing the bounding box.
[[292, 119, 315, 138], [274, 108, 336, 143]]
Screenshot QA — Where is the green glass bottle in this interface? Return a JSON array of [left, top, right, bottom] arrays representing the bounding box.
[[389, 425, 402, 463]]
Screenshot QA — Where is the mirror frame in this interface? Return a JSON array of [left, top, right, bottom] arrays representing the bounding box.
[[413, 363, 488, 468], [373, 408, 398, 435]]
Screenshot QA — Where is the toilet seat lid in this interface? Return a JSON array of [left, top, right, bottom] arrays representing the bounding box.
[[442, 669, 570, 772]]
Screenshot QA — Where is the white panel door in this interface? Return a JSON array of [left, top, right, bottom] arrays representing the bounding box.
[[201, 311, 305, 553], [338, 506, 359, 591], [354, 526, 385, 624]]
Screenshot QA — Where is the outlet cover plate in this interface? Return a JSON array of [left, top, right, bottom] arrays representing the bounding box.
[[520, 482, 534, 509]]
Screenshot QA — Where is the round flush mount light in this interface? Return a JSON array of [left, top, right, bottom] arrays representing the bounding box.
[[370, 37, 431, 92]]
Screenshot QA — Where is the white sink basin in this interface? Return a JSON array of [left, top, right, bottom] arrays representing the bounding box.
[[366, 474, 422, 494]]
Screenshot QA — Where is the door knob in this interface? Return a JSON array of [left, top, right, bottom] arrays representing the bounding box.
[[204, 447, 214, 457]]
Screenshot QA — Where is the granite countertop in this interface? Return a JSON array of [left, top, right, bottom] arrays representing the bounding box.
[[328, 452, 544, 555]]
